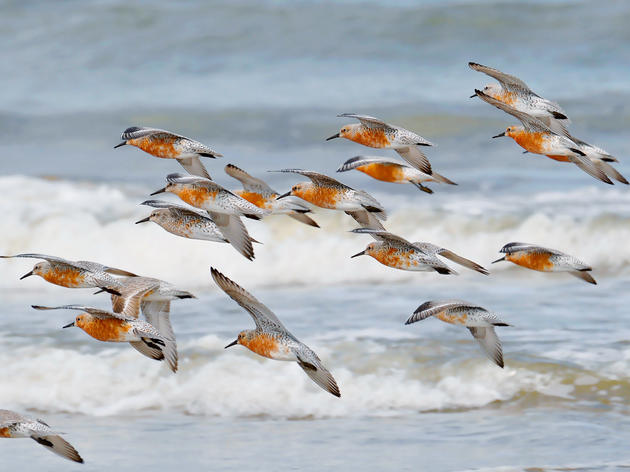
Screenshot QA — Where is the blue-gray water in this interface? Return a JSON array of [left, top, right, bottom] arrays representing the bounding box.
[[1, 0, 629, 470]]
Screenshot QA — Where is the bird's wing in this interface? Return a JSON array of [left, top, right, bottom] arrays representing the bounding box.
[[337, 155, 409, 172], [177, 157, 212, 180], [270, 169, 347, 188], [110, 278, 161, 318], [414, 243, 489, 275], [344, 210, 386, 231], [475, 90, 551, 133], [225, 164, 274, 193], [467, 326, 504, 368], [32, 304, 129, 321], [469, 62, 533, 94], [0, 253, 70, 264], [405, 300, 485, 324], [208, 212, 255, 260], [121, 126, 174, 140], [337, 113, 387, 128], [351, 227, 413, 245], [31, 434, 84, 463], [296, 350, 341, 397], [141, 300, 175, 341], [0, 409, 24, 427], [211, 268, 287, 332], [394, 146, 433, 175]]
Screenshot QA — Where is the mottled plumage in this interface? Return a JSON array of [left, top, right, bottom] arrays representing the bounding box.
[[406, 300, 509, 368], [493, 242, 596, 284], [212, 268, 340, 397], [0, 409, 83, 463], [115, 126, 221, 179]]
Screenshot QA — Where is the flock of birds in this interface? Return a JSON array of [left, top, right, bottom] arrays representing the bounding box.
[[1, 62, 614, 464]]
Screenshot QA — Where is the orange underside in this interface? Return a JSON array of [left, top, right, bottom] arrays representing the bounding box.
[[436, 311, 468, 325], [176, 187, 215, 208], [0, 427, 11, 438], [240, 333, 279, 359], [507, 252, 553, 271], [79, 318, 131, 342], [129, 137, 179, 158], [346, 128, 391, 148], [357, 163, 404, 183], [496, 91, 517, 106], [511, 131, 547, 154], [371, 248, 415, 269], [545, 155, 571, 162], [239, 191, 271, 209], [42, 268, 85, 288], [296, 186, 339, 208]]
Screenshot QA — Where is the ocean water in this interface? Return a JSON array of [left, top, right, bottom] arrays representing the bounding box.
[[1, 0, 630, 470]]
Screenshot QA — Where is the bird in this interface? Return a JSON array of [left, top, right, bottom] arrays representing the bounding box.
[[0, 253, 136, 295], [271, 169, 386, 221], [350, 228, 489, 275], [405, 300, 509, 368], [104, 275, 196, 357], [224, 164, 319, 227], [33, 301, 178, 373], [564, 134, 628, 184], [475, 89, 612, 184], [492, 242, 596, 284], [151, 173, 267, 260], [211, 268, 340, 397], [326, 113, 449, 180], [337, 155, 456, 194], [136, 200, 229, 244], [114, 127, 221, 179], [0, 409, 83, 463], [469, 62, 570, 135]]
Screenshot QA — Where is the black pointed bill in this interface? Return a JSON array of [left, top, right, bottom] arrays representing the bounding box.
[[492, 132, 506, 138], [325, 133, 340, 141], [135, 216, 151, 224], [276, 191, 292, 200], [491, 256, 506, 264], [150, 187, 166, 196], [351, 250, 366, 258], [114, 141, 127, 149], [20, 271, 34, 280], [62, 321, 75, 329], [224, 339, 239, 349]]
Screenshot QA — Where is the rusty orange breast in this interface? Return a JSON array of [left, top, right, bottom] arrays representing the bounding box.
[[371, 247, 412, 269], [497, 91, 517, 106], [436, 311, 468, 325], [298, 186, 340, 208], [80, 318, 132, 342], [0, 427, 11, 438], [241, 333, 280, 359], [545, 154, 571, 162], [507, 252, 554, 272], [347, 128, 391, 148], [129, 136, 179, 159], [511, 130, 546, 154], [42, 268, 86, 288], [176, 187, 215, 208], [357, 163, 405, 183], [239, 191, 271, 209]]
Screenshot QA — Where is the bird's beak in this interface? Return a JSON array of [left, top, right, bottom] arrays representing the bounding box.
[[150, 187, 166, 196], [351, 250, 366, 258], [62, 321, 75, 329], [135, 216, 151, 224], [114, 141, 127, 149], [492, 132, 506, 138], [326, 133, 340, 141], [491, 256, 506, 264], [20, 271, 33, 280], [276, 191, 291, 200], [224, 339, 239, 349], [469, 93, 477, 98]]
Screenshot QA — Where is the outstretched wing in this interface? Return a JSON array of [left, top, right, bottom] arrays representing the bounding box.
[[121, 126, 175, 140], [177, 157, 212, 180], [31, 434, 84, 463], [345, 210, 386, 231], [269, 169, 348, 189], [394, 146, 433, 175], [337, 155, 409, 172], [475, 90, 551, 133], [469, 62, 533, 94], [225, 164, 275, 193], [405, 300, 485, 324], [32, 304, 129, 321], [468, 326, 504, 368], [351, 227, 413, 246], [211, 268, 287, 332], [296, 350, 341, 397], [337, 113, 388, 128], [0, 253, 70, 264]]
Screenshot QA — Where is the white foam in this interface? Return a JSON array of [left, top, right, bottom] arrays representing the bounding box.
[[0, 175, 628, 291]]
